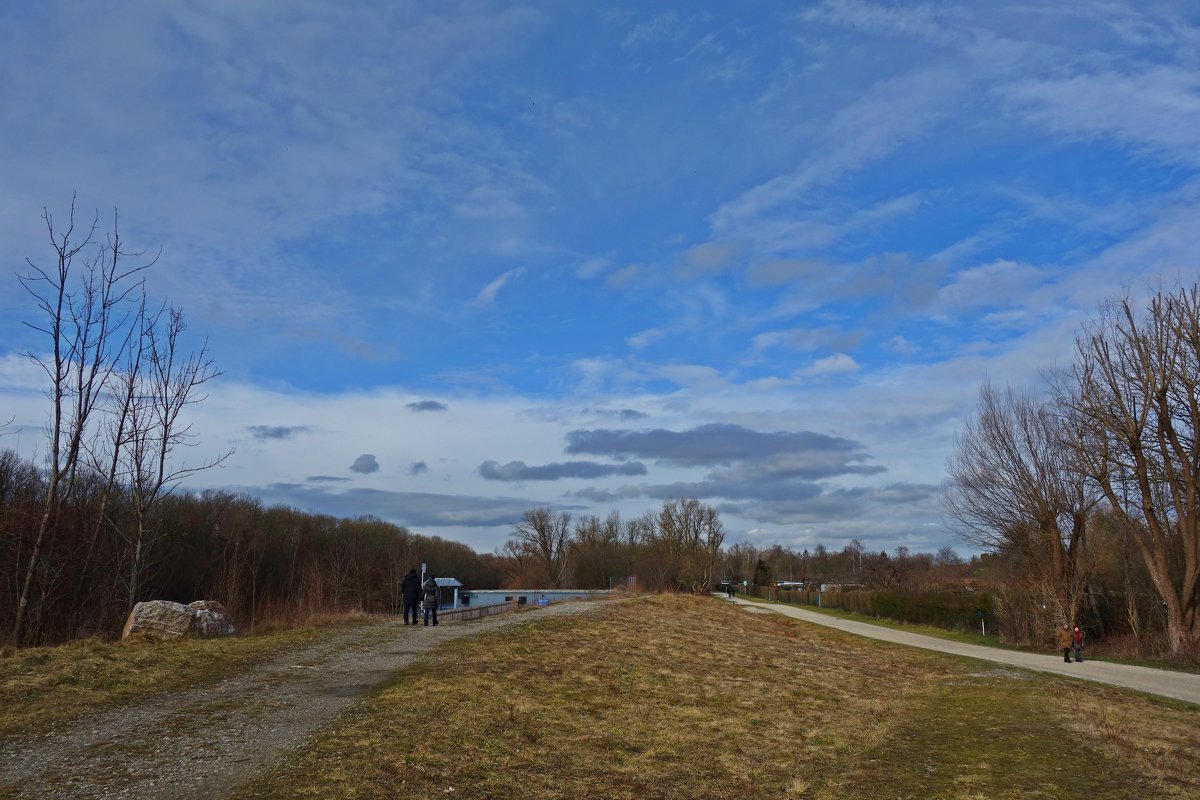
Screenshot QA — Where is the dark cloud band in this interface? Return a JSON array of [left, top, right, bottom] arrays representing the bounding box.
[[566, 422, 875, 471], [247, 425, 310, 440], [478, 459, 648, 481]]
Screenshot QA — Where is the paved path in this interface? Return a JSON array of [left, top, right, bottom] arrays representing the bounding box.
[[723, 594, 1200, 705]]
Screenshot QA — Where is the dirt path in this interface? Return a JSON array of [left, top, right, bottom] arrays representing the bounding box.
[[0, 602, 605, 799], [725, 594, 1200, 705]]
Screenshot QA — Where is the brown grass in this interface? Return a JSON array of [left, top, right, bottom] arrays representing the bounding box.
[[0, 613, 375, 740], [233, 595, 1200, 799]]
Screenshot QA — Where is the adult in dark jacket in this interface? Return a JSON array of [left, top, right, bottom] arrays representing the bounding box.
[[422, 575, 440, 627], [401, 569, 422, 625]]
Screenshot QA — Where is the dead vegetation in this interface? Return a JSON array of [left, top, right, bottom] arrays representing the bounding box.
[[0, 613, 374, 740], [236, 595, 1200, 799]]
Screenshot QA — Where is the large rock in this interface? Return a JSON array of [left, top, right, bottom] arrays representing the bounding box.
[[121, 600, 236, 641], [122, 600, 194, 640], [188, 600, 236, 638]]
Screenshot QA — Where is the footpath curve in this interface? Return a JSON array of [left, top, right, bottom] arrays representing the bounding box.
[[0, 601, 610, 800], [723, 594, 1200, 705]]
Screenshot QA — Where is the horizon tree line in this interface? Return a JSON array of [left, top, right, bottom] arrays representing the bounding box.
[[8, 202, 1195, 658], [5, 198, 228, 645]]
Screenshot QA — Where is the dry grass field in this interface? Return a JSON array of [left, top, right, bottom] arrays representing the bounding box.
[[0, 616, 373, 741], [235, 595, 1200, 799]]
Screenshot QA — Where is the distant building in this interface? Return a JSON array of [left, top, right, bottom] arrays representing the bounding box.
[[462, 589, 610, 608], [428, 577, 464, 609]]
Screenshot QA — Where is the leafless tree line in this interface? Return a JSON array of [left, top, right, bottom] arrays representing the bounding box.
[[6, 199, 229, 645], [498, 498, 725, 593], [948, 284, 1200, 658], [1, 200, 512, 647], [720, 539, 969, 593], [0, 467, 504, 645]]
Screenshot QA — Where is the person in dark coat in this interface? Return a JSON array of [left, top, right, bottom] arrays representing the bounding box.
[[401, 569, 421, 625], [1073, 625, 1085, 663], [422, 575, 440, 626]]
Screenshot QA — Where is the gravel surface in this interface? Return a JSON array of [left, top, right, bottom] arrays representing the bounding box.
[[0, 601, 606, 799], [725, 594, 1200, 705]]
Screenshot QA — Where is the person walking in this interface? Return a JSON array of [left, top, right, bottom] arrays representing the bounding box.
[[401, 568, 421, 625], [1073, 625, 1084, 663], [422, 574, 440, 626], [1055, 622, 1073, 663]]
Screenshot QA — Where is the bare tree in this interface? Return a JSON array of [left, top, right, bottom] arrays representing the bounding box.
[[721, 541, 758, 584], [656, 497, 724, 594], [497, 538, 536, 588], [1062, 288, 1200, 657], [119, 306, 229, 610], [11, 200, 152, 644], [946, 382, 1096, 627], [69, 292, 149, 627], [508, 508, 572, 588]]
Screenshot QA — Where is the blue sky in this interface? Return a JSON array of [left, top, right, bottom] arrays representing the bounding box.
[[3, 1, 1199, 555]]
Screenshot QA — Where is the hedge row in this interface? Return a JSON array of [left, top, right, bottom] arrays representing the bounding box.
[[749, 585, 996, 633]]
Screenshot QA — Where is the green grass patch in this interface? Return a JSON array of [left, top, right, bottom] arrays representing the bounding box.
[[235, 595, 1200, 799], [752, 595, 1007, 645], [812, 670, 1196, 798]]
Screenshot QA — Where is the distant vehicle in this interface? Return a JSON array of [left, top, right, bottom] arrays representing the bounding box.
[[772, 581, 807, 590]]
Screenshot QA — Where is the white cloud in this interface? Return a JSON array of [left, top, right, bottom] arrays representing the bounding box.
[[750, 326, 859, 355], [883, 335, 920, 356], [622, 12, 684, 49], [1003, 66, 1200, 168], [681, 240, 745, 275], [605, 263, 643, 289], [654, 364, 727, 390], [5, 1, 1200, 560], [801, 0, 966, 47], [627, 328, 665, 350], [804, 353, 860, 376], [0, 2, 547, 328], [0, 353, 44, 393], [474, 268, 524, 306], [710, 66, 967, 244], [575, 257, 610, 279], [935, 260, 1046, 316]]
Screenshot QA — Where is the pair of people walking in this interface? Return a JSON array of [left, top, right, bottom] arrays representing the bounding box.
[[401, 569, 441, 626], [1056, 622, 1084, 663]]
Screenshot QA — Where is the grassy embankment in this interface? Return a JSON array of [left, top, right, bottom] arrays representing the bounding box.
[[0, 614, 376, 741], [740, 592, 1200, 673], [238, 595, 1199, 799]]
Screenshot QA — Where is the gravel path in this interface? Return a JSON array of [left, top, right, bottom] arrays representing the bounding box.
[[0, 602, 605, 799], [726, 594, 1200, 704]]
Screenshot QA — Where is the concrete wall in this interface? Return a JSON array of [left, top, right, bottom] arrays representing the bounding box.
[[465, 589, 611, 608]]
